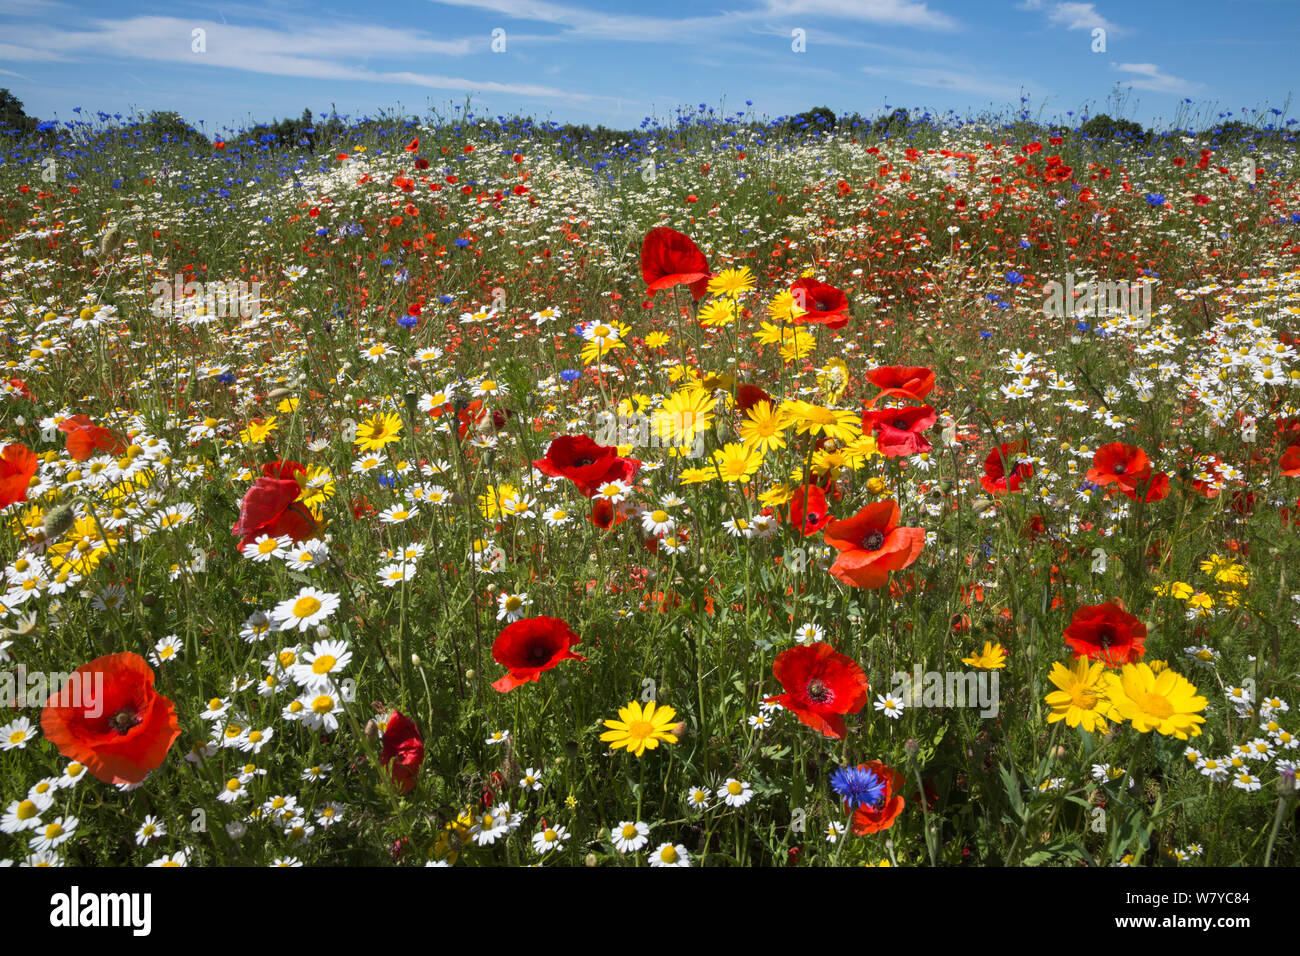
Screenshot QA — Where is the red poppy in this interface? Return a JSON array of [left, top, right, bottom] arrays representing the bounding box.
[[532, 434, 640, 498], [640, 227, 710, 300], [849, 760, 905, 835], [979, 440, 1033, 494], [232, 467, 319, 552], [822, 500, 926, 590], [404, 137, 419, 152], [589, 497, 628, 530], [1281, 444, 1300, 477], [1063, 601, 1147, 666], [490, 616, 587, 692], [0, 442, 39, 509], [865, 366, 935, 402], [1086, 442, 1169, 502], [764, 642, 869, 739], [736, 383, 773, 414], [40, 652, 180, 785], [788, 484, 832, 536], [790, 277, 850, 328], [58, 414, 127, 461], [380, 711, 424, 794], [456, 400, 513, 439], [6, 378, 33, 401], [863, 405, 936, 458]]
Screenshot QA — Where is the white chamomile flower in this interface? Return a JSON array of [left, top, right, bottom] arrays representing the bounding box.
[[612, 820, 650, 854]]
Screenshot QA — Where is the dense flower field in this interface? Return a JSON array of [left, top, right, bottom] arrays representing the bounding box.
[[2, 108, 1299, 866]]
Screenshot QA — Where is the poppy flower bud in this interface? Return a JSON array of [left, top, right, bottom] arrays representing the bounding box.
[[585, 853, 598, 867], [904, 738, 920, 758], [42, 501, 76, 540], [1053, 745, 1067, 759], [226, 821, 247, 840], [410, 654, 421, 666], [465, 669, 476, 681], [671, 721, 688, 741], [267, 388, 291, 400], [141, 592, 157, 608], [972, 497, 994, 514], [364, 719, 379, 744]]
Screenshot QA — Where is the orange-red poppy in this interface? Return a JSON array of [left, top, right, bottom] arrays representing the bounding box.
[[823, 500, 926, 590], [40, 652, 180, 785], [0, 442, 39, 508], [849, 760, 905, 834]]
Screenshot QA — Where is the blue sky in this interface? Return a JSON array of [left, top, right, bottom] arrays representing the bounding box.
[[1, 0, 1296, 134]]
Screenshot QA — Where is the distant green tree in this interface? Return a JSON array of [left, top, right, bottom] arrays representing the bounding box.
[[0, 88, 38, 137], [141, 110, 203, 145], [1079, 113, 1148, 142]]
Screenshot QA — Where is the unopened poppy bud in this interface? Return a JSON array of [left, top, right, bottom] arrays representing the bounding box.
[[585, 853, 597, 867], [410, 653, 420, 666], [904, 738, 919, 758], [226, 821, 247, 840], [465, 669, 476, 681], [1052, 745, 1067, 759], [316, 624, 330, 638], [363, 719, 379, 744], [267, 387, 291, 400], [671, 721, 687, 741], [1024, 643, 1038, 662], [141, 592, 157, 608], [972, 497, 994, 514], [42, 501, 76, 540]]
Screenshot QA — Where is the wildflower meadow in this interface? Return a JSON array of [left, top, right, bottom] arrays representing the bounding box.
[[2, 80, 1300, 877]]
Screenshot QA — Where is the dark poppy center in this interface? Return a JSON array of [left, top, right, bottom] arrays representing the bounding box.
[[1097, 627, 1116, 648], [108, 708, 141, 736], [865, 531, 886, 550], [573, 457, 595, 467], [806, 679, 830, 703], [1112, 463, 1126, 475], [893, 419, 908, 429], [815, 298, 833, 311], [527, 643, 554, 665]]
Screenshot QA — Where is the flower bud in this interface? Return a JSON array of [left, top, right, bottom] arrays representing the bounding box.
[[363, 719, 379, 744], [42, 501, 76, 540], [904, 738, 919, 758], [584, 853, 598, 867]]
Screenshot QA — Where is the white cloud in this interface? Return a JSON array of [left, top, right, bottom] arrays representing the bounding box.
[[2, 16, 621, 108], [1021, 1, 1125, 36], [426, 0, 957, 41], [1111, 61, 1200, 94]]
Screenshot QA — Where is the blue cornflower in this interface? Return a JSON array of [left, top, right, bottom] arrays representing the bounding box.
[[454, 238, 470, 248], [1005, 271, 1024, 285], [1076, 320, 1090, 332], [217, 372, 235, 384], [1019, 239, 1031, 249], [980, 330, 993, 339], [1291, 213, 1300, 225], [559, 369, 581, 382], [397, 314, 418, 329], [439, 294, 455, 304], [1145, 193, 1166, 207], [830, 765, 885, 809]]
